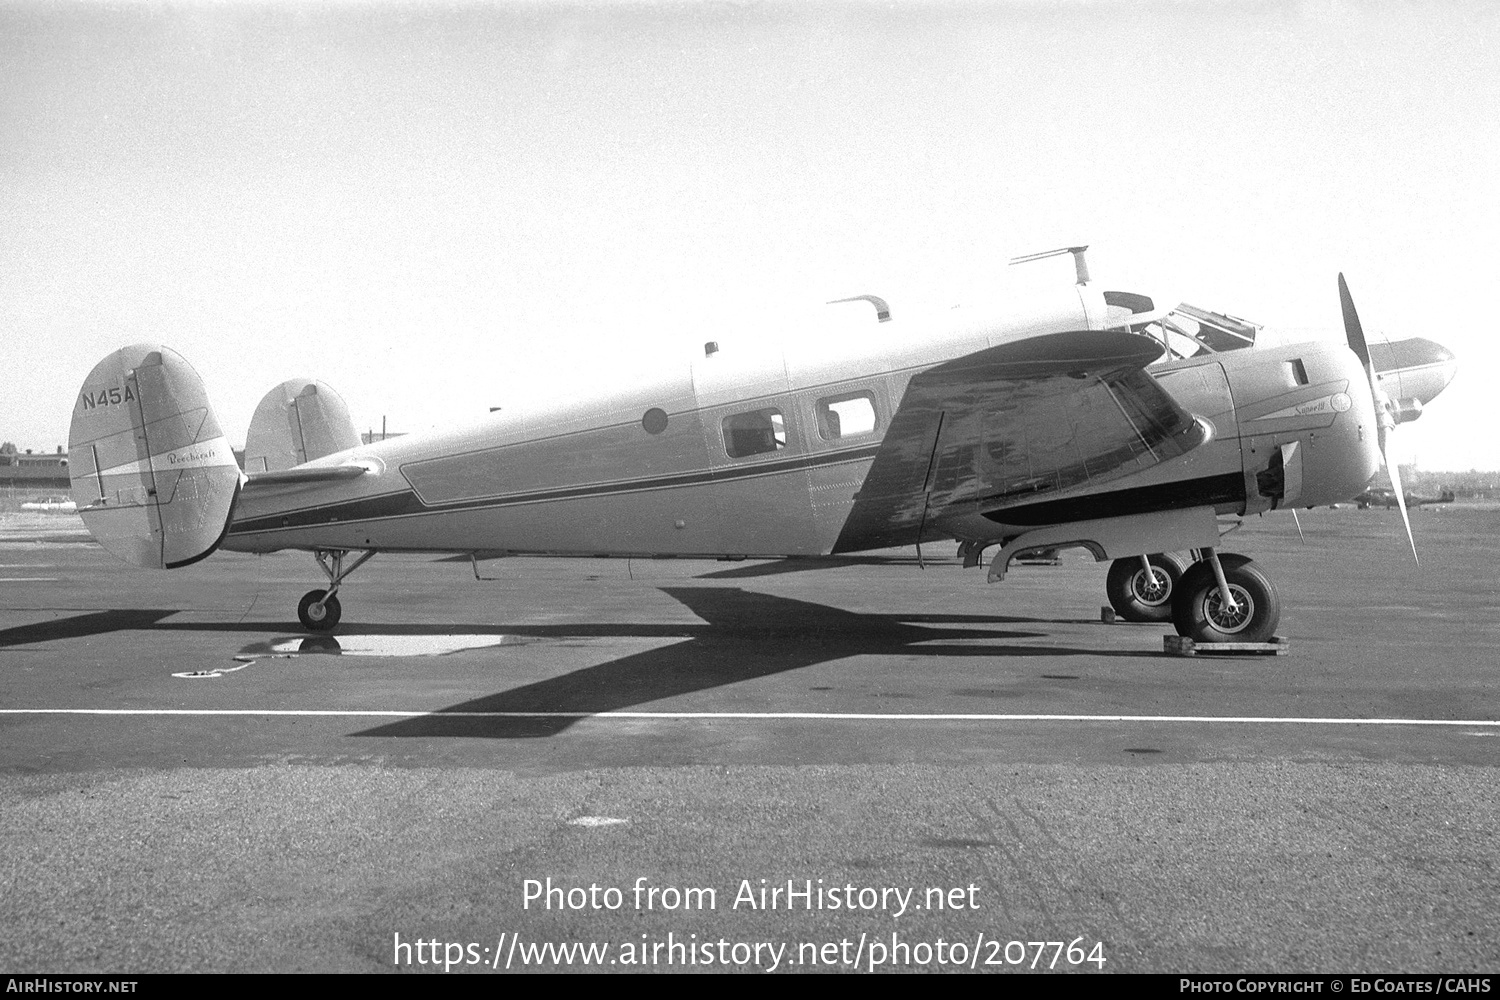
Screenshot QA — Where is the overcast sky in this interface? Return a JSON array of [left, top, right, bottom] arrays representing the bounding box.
[[3, 0, 1497, 469]]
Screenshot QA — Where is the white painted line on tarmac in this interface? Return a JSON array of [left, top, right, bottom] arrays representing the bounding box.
[[0, 708, 1497, 726], [0, 577, 60, 582]]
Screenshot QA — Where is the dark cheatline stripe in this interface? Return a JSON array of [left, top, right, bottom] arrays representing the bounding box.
[[981, 472, 1245, 526], [229, 489, 426, 534], [228, 444, 882, 535]]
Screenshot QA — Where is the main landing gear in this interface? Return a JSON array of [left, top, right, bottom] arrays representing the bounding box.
[[1106, 548, 1280, 643], [297, 548, 376, 632], [1104, 553, 1189, 623]]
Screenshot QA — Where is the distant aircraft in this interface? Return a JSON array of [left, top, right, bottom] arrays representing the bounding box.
[[1354, 487, 1455, 510], [66, 251, 1455, 645]]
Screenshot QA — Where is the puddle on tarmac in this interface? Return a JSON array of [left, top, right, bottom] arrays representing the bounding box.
[[234, 633, 523, 660], [172, 661, 254, 679], [175, 633, 538, 678]]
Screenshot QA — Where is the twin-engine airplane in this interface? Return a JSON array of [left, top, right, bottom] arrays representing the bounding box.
[[67, 251, 1455, 645]]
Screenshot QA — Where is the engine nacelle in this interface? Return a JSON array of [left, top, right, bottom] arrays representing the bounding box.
[[1217, 340, 1382, 511]]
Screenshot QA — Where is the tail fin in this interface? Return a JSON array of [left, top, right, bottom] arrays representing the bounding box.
[[68, 344, 242, 568], [243, 379, 359, 473]]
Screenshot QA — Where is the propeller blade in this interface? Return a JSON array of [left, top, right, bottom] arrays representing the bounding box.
[[1342, 273, 1417, 562], [1384, 447, 1419, 564], [1291, 509, 1306, 543], [1338, 273, 1371, 369]]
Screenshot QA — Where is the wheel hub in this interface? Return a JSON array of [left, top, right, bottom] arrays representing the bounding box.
[[1131, 568, 1172, 606], [1204, 584, 1254, 634]]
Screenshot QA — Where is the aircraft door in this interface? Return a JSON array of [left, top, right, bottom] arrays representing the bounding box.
[[690, 345, 820, 556]]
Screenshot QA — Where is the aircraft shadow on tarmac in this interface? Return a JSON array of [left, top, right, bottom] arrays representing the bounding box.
[[357, 586, 1155, 739], [0, 588, 1158, 739]]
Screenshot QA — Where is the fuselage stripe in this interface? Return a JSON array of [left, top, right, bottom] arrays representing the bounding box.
[[229, 443, 883, 535]]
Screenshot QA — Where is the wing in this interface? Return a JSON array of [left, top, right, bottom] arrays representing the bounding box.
[[832, 330, 1205, 552]]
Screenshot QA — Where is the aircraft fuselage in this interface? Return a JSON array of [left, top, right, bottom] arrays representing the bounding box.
[[221, 283, 1382, 562]]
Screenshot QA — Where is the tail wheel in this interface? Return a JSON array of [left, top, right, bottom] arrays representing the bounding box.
[[298, 589, 342, 632], [1105, 552, 1189, 622], [1171, 555, 1281, 643]]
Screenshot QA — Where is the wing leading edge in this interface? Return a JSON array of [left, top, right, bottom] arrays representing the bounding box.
[[832, 329, 1205, 553]]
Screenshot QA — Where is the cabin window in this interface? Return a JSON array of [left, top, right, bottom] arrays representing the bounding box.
[[815, 392, 878, 441], [723, 408, 787, 458]]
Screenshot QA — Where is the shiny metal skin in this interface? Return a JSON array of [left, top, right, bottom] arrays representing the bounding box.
[[67, 267, 1452, 642]]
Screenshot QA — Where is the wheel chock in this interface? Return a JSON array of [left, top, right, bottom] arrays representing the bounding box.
[[1164, 635, 1289, 656]]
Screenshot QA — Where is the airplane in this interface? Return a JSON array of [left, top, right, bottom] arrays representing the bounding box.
[[65, 249, 1456, 647], [1353, 486, 1455, 510]]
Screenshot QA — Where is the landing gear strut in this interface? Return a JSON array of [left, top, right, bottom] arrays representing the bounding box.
[[298, 548, 376, 632]]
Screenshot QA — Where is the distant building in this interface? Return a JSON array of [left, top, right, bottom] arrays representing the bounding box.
[[0, 446, 70, 489]]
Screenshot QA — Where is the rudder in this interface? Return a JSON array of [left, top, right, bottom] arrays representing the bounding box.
[[68, 344, 242, 568]]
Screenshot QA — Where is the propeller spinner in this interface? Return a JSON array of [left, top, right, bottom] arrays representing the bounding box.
[[1338, 273, 1418, 563]]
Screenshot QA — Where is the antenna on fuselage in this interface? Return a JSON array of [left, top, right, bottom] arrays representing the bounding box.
[[1009, 245, 1090, 285]]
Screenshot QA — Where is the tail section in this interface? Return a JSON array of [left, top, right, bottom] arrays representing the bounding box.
[[243, 379, 359, 473], [68, 344, 242, 568]]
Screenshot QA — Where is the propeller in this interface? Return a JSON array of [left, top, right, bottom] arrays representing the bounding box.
[[1338, 273, 1418, 563]]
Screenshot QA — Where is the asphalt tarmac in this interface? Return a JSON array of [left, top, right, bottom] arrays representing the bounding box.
[[1, 505, 1496, 974]]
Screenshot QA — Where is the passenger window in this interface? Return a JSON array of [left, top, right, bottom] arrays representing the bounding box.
[[816, 392, 877, 441], [723, 408, 787, 458]]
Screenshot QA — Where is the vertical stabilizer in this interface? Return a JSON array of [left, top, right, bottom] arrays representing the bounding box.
[[68, 344, 242, 568], [243, 379, 360, 473]]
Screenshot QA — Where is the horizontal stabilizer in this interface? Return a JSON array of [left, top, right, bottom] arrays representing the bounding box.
[[68, 344, 241, 568], [244, 379, 360, 473], [245, 464, 369, 486]]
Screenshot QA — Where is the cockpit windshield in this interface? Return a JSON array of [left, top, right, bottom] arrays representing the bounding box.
[[1137, 303, 1261, 363]]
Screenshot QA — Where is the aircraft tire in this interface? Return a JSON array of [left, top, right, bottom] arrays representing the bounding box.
[[1106, 552, 1189, 622], [298, 589, 342, 632], [1171, 556, 1280, 643]]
